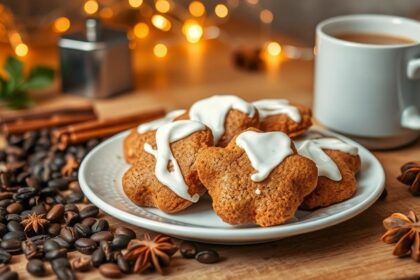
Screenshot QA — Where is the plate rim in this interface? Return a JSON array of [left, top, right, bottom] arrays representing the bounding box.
[[79, 128, 385, 242]]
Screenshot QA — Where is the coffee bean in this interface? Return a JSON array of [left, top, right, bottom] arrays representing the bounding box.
[[30, 234, 50, 245], [44, 239, 60, 252], [91, 219, 109, 233], [64, 204, 78, 213], [0, 173, 11, 189], [99, 263, 122, 278], [0, 249, 11, 264], [116, 252, 130, 274], [111, 235, 131, 250], [75, 238, 97, 255], [31, 204, 46, 215], [52, 258, 75, 280], [5, 215, 20, 223], [0, 240, 21, 254], [50, 237, 71, 250], [91, 231, 113, 243], [0, 264, 10, 274], [0, 200, 13, 208], [54, 195, 66, 204], [64, 211, 79, 226], [22, 239, 42, 260], [91, 248, 105, 267], [46, 204, 64, 222], [51, 257, 70, 269], [2, 232, 25, 241], [39, 187, 58, 197], [114, 227, 136, 239], [47, 223, 61, 237], [0, 224, 6, 237], [0, 193, 13, 201], [7, 221, 23, 233], [66, 193, 83, 204], [14, 187, 37, 201], [73, 223, 91, 237], [195, 250, 220, 264], [79, 205, 99, 219], [60, 227, 78, 244], [26, 259, 46, 277], [45, 248, 67, 261], [180, 241, 198, 259], [48, 178, 68, 190], [71, 256, 91, 272], [100, 240, 113, 262], [25, 177, 40, 189], [81, 217, 96, 227], [68, 181, 81, 193], [0, 271, 18, 280], [6, 203, 22, 214]]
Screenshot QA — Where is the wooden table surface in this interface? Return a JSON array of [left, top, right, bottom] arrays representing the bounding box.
[[1, 21, 420, 280]]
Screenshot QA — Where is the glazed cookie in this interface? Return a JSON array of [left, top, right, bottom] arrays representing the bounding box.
[[252, 99, 312, 138], [176, 95, 259, 147], [195, 128, 318, 227], [122, 120, 213, 213], [123, 110, 186, 164], [297, 138, 361, 210]]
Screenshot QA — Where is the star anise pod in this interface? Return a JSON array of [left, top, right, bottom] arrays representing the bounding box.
[[61, 154, 79, 177], [124, 233, 178, 274], [397, 161, 420, 196], [381, 210, 420, 261], [21, 213, 49, 233]]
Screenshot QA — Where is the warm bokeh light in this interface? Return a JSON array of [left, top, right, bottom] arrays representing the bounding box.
[[155, 0, 171, 13], [246, 0, 259, 4], [100, 7, 114, 18], [182, 21, 203, 43], [84, 0, 99, 15], [205, 26, 220, 39], [266, 41, 281, 56], [54, 17, 71, 33], [15, 43, 28, 57], [151, 15, 171, 31], [128, 0, 143, 8], [227, 0, 239, 8], [189, 1, 205, 17], [260, 9, 273, 24], [215, 4, 228, 18], [134, 22, 149, 39], [153, 43, 168, 58]]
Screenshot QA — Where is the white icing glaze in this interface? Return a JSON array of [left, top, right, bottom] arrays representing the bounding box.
[[252, 99, 301, 122], [297, 138, 358, 181], [189, 95, 256, 144], [144, 120, 205, 202], [137, 109, 186, 133], [235, 131, 293, 182]]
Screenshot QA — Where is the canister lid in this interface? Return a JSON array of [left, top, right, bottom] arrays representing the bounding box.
[[59, 18, 128, 51]]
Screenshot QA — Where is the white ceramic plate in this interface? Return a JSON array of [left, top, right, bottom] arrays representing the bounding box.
[[79, 128, 385, 244]]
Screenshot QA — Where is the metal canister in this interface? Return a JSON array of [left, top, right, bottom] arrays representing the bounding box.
[[59, 18, 133, 98]]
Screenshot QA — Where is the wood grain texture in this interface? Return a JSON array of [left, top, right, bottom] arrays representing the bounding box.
[[0, 22, 419, 279]]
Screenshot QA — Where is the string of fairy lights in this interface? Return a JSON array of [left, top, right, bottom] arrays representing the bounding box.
[[0, 0, 313, 61]]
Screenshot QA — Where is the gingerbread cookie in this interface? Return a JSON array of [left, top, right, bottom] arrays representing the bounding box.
[[252, 99, 312, 138], [122, 120, 213, 213], [123, 110, 186, 164], [297, 138, 361, 210], [195, 128, 318, 227], [176, 95, 259, 147]]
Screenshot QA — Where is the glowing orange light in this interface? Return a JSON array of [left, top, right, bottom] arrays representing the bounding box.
[[151, 15, 171, 31], [153, 43, 168, 58], [100, 7, 114, 18], [266, 41, 281, 57], [215, 4, 228, 18], [128, 0, 143, 8], [260, 9, 273, 24], [84, 0, 99, 15], [189, 1, 205, 17], [155, 0, 171, 13], [134, 22, 149, 38], [54, 17, 71, 33], [15, 43, 28, 57], [182, 20, 203, 43], [246, 0, 259, 4]]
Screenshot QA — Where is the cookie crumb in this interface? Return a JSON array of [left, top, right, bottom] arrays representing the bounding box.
[[255, 188, 261, 195]]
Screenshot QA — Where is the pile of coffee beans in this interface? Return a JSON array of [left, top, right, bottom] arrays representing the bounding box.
[[0, 128, 221, 279]]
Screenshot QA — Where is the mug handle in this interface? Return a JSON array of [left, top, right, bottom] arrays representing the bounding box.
[[403, 59, 420, 129]]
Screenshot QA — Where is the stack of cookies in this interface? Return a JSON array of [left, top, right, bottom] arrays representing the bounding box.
[[122, 95, 360, 227]]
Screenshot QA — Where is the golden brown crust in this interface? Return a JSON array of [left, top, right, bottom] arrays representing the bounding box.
[[300, 150, 361, 210], [175, 109, 259, 147], [122, 127, 213, 213], [195, 128, 318, 227], [123, 129, 155, 164], [258, 103, 312, 138]]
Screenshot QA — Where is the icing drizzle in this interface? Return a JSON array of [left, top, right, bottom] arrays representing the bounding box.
[[235, 131, 293, 182], [189, 95, 256, 144], [297, 138, 358, 181], [144, 120, 205, 202], [253, 99, 301, 123], [137, 109, 186, 133]]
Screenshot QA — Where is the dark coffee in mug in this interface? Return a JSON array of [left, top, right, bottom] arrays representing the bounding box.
[[334, 32, 415, 45]]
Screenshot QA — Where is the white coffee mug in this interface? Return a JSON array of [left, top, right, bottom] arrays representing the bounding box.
[[314, 15, 420, 149]]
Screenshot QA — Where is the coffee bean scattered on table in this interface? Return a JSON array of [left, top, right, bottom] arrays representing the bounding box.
[[196, 250, 220, 264], [99, 263, 122, 278], [26, 259, 46, 277]]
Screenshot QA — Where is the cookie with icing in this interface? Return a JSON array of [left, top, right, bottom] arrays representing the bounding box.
[[123, 110, 186, 164], [297, 138, 361, 210], [195, 128, 318, 227], [122, 120, 213, 213], [252, 99, 312, 138], [176, 95, 259, 147]]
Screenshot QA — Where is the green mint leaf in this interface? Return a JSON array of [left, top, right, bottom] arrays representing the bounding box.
[[5, 90, 31, 109], [23, 66, 54, 90], [5, 56, 24, 85], [0, 77, 6, 99]]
